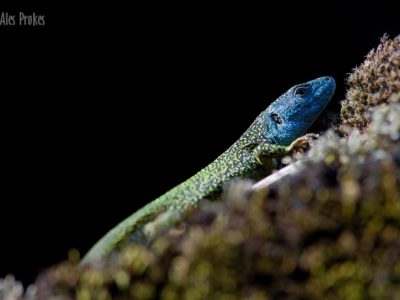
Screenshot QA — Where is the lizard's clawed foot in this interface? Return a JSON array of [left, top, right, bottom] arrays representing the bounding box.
[[143, 210, 183, 242], [287, 133, 319, 155]]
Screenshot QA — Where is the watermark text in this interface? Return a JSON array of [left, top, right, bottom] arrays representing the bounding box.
[[0, 12, 45, 26]]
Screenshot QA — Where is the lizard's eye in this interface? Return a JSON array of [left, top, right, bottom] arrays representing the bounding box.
[[271, 113, 283, 124], [294, 86, 308, 97]]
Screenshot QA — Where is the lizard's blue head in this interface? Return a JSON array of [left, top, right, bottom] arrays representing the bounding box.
[[264, 76, 335, 146]]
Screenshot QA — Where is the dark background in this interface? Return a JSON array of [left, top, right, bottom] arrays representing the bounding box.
[[0, 1, 398, 284]]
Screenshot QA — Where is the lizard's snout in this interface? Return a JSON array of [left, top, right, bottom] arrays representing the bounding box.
[[320, 76, 336, 89]]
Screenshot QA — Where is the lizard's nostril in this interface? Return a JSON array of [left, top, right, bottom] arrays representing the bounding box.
[[324, 77, 331, 82]]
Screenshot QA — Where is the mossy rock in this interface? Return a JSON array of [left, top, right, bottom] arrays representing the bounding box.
[[2, 35, 400, 300]]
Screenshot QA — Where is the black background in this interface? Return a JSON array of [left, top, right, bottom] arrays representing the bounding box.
[[0, 1, 398, 284]]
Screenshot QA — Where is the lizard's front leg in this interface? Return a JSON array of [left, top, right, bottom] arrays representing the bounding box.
[[253, 142, 288, 166], [253, 133, 318, 165]]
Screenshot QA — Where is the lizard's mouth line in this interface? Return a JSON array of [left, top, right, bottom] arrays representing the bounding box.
[[314, 84, 334, 107]]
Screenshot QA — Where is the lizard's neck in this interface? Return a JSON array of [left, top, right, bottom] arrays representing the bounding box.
[[163, 117, 267, 209]]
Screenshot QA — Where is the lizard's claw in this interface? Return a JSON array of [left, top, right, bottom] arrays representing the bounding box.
[[254, 152, 264, 166], [287, 133, 319, 155]]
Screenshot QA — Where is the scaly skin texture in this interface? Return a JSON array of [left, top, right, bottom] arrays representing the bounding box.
[[82, 77, 336, 264]]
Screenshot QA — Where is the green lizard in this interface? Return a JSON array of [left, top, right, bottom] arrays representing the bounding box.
[[82, 76, 336, 264]]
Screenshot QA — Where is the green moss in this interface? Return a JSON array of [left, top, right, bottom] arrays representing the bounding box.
[[341, 35, 400, 128]]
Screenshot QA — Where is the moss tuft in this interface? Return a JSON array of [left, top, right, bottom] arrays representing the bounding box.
[[341, 35, 400, 128]]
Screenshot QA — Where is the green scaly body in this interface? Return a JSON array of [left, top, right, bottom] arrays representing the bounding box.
[[82, 76, 336, 264]]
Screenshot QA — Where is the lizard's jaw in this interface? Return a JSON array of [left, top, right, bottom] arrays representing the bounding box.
[[295, 76, 336, 118], [313, 76, 336, 108]]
